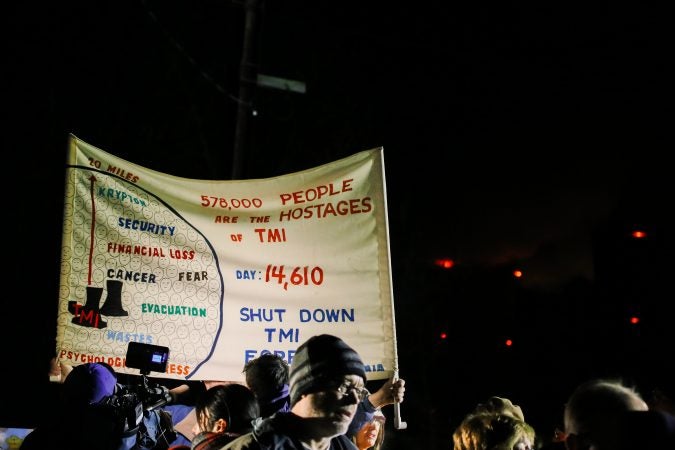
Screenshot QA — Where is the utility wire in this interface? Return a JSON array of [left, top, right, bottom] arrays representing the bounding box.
[[139, 0, 249, 106]]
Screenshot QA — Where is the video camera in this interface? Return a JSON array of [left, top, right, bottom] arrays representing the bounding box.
[[125, 341, 170, 376], [101, 342, 173, 441]]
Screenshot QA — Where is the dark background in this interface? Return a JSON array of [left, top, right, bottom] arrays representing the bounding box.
[[5, 1, 673, 449]]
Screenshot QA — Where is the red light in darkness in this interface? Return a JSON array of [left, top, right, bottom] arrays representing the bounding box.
[[435, 258, 455, 269]]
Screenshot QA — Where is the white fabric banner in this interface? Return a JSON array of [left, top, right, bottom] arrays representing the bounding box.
[[56, 135, 399, 382]]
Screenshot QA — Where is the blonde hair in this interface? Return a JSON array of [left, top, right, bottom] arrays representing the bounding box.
[[453, 413, 536, 450]]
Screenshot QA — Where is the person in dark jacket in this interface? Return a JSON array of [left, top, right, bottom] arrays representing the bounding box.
[[243, 354, 291, 418], [243, 353, 404, 441], [168, 383, 260, 450], [222, 334, 368, 450], [21, 361, 166, 450]]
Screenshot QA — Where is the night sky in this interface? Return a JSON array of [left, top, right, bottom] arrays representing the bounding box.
[[5, 1, 673, 448]]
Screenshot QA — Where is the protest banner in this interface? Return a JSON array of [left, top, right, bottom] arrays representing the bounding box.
[[56, 134, 399, 382]]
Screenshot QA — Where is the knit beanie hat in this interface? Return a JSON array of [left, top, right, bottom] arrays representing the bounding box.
[[63, 362, 118, 406], [289, 334, 366, 406]]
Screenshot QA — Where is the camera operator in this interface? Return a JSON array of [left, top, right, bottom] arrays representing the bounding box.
[[21, 361, 171, 450]]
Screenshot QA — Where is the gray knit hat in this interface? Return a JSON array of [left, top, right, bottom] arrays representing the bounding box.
[[289, 334, 366, 406]]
